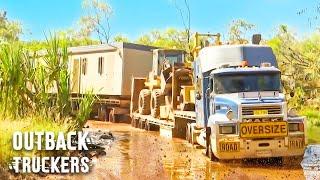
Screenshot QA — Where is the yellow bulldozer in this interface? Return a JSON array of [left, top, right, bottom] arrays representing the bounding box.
[[130, 33, 221, 121], [131, 49, 194, 120]]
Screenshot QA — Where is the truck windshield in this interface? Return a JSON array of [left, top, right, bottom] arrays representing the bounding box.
[[214, 72, 281, 94]]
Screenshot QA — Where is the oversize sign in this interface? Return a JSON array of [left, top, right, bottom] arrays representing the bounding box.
[[240, 121, 288, 138]]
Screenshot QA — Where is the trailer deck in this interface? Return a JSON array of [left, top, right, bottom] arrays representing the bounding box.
[[131, 110, 196, 138], [174, 110, 196, 121], [132, 113, 174, 128]]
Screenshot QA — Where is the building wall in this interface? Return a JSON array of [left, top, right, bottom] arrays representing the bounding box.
[[122, 48, 153, 95], [69, 49, 123, 95]]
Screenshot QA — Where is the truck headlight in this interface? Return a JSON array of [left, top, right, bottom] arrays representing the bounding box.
[[288, 123, 299, 131], [288, 122, 304, 132], [219, 125, 236, 134]]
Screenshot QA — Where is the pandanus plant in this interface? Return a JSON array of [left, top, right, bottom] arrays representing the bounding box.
[[0, 34, 95, 130]]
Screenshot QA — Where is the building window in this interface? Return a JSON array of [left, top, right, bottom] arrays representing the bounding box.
[[98, 57, 104, 75], [81, 58, 87, 75]]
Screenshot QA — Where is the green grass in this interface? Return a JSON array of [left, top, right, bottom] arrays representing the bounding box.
[[0, 116, 71, 167], [299, 108, 320, 144], [0, 35, 95, 169], [306, 126, 320, 144]]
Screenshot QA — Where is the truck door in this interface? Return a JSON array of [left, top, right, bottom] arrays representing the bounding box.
[[208, 76, 215, 117], [203, 75, 210, 126], [194, 60, 205, 128]]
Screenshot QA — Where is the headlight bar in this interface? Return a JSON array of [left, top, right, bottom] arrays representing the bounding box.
[[219, 124, 237, 134]]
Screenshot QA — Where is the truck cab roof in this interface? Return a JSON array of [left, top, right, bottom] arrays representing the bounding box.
[[197, 44, 277, 73]]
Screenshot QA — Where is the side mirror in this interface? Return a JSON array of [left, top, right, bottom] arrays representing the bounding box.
[[196, 92, 202, 100], [209, 78, 213, 92], [290, 91, 295, 97]]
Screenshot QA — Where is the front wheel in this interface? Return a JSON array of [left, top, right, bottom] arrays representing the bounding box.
[[138, 89, 151, 115], [206, 127, 218, 161], [150, 89, 164, 117], [208, 143, 218, 161]]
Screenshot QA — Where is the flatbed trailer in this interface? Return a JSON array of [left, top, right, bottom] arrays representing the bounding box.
[[71, 95, 131, 122], [131, 110, 196, 139]]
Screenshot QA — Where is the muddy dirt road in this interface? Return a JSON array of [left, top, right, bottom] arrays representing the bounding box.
[[78, 120, 305, 180]]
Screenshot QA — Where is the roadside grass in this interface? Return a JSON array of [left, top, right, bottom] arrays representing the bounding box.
[[299, 108, 320, 144], [0, 116, 71, 167], [0, 35, 95, 168]]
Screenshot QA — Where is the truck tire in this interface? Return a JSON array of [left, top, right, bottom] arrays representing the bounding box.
[[208, 143, 218, 161], [186, 123, 193, 143], [206, 127, 218, 161], [109, 110, 116, 123], [150, 89, 164, 117], [131, 117, 135, 127], [145, 120, 150, 130], [138, 89, 151, 115]]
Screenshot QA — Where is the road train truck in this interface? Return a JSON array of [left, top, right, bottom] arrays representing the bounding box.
[[130, 33, 306, 160]]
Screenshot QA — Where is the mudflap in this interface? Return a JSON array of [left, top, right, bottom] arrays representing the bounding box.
[[173, 117, 193, 139]]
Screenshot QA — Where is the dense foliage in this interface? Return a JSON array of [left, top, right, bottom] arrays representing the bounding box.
[[0, 34, 95, 128], [268, 25, 320, 109], [0, 11, 22, 43]]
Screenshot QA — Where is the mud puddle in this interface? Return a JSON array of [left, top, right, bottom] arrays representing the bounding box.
[[79, 121, 305, 180]]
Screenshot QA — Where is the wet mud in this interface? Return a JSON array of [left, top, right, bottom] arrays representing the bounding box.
[[77, 120, 306, 180]]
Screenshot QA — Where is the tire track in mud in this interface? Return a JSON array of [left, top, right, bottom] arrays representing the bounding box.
[[79, 121, 306, 180]]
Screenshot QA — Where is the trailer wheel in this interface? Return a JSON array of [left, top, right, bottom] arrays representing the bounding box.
[[186, 123, 191, 143], [139, 120, 145, 129], [131, 118, 135, 127], [145, 121, 150, 130], [150, 89, 164, 117], [134, 118, 140, 128], [138, 89, 151, 115], [109, 109, 116, 123]]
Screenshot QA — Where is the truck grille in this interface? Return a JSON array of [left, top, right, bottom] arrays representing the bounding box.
[[242, 105, 281, 116]]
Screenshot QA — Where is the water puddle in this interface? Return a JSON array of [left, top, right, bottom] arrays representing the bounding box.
[[83, 121, 307, 180]]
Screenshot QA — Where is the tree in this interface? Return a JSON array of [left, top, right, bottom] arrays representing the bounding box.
[[0, 10, 22, 43], [56, 29, 99, 46], [228, 19, 255, 44], [297, 3, 320, 29], [268, 25, 320, 109], [172, 0, 192, 54], [79, 0, 113, 43], [113, 34, 129, 43], [136, 28, 189, 50]]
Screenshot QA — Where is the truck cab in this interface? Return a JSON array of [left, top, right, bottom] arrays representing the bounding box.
[[193, 44, 306, 160]]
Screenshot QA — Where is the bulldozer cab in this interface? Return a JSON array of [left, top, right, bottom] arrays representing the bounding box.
[[152, 49, 185, 76]]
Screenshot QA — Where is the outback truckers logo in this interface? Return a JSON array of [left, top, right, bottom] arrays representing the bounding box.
[[9, 131, 90, 173]]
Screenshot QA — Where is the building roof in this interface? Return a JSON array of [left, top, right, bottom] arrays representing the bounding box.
[[69, 42, 157, 54]]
